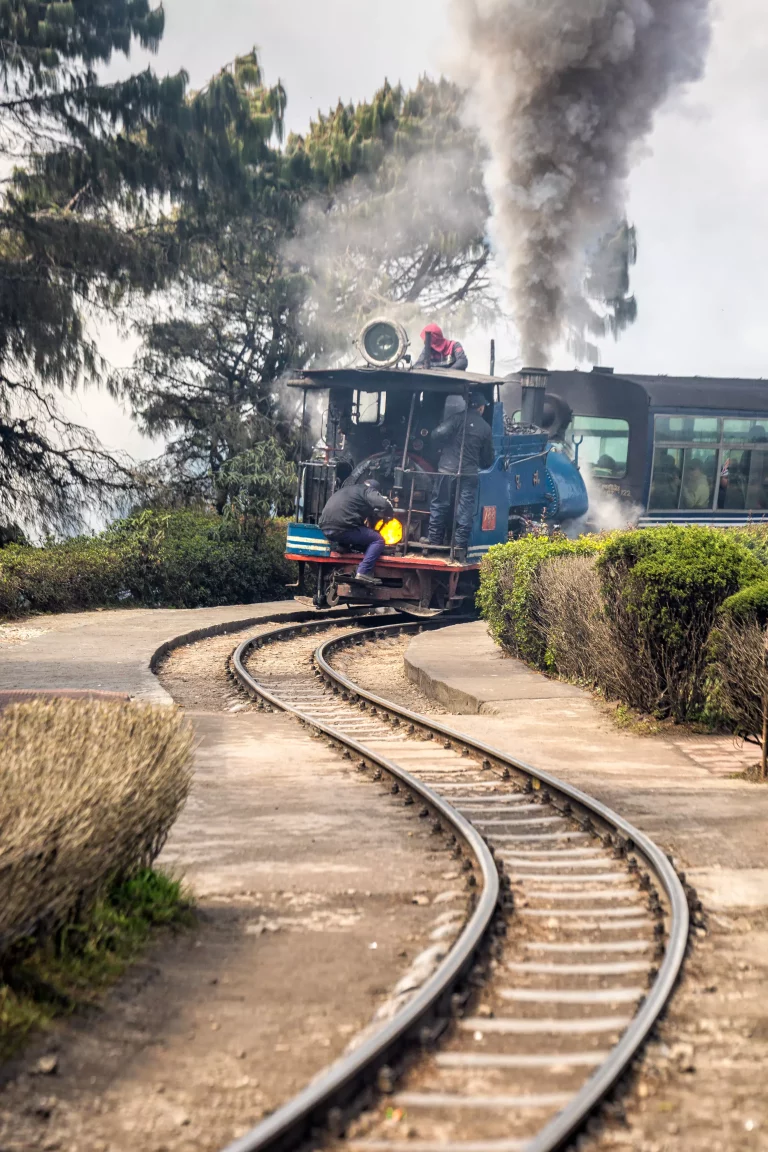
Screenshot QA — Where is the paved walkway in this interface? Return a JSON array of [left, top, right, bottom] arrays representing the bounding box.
[[406, 621, 768, 904], [0, 601, 300, 704]]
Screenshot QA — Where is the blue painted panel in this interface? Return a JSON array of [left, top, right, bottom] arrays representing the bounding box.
[[468, 459, 510, 559], [286, 522, 332, 558]]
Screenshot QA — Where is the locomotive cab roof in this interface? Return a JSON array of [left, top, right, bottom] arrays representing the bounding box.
[[286, 365, 500, 395]]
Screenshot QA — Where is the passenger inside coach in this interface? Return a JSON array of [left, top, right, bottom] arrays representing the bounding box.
[[650, 452, 681, 509], [681, 459, 713, 510]]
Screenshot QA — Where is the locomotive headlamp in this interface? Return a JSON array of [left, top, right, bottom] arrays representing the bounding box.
[[357, 318, 409, 369]]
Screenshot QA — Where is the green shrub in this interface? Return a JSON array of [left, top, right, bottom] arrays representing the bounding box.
[[0, 511, 295, 619], [726, 524, 768, 567], [597, 526, 766, 720], [477, 535, 607, 666], [720, 580, 768, 628], [479, 524, 768, 729]]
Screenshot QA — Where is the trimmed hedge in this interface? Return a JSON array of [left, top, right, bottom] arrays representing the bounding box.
[[0, 511, 295, 620], [0, 698, 193, 957], [720, 580, 768, 629], [597, 527, 766, 720], [479, 526, 768, 724], [476, 535, 607, 666]]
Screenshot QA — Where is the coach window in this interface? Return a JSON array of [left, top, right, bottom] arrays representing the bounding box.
[[718, 449, 768, 510], [679, 450, 718, 510], [649, 448, 683, 509], [654, 415, 719, 444], [722, 418, 768, 443], [649, 414, 768, 512], [650, 447, 718, 510], [566, 416, 629, 478]]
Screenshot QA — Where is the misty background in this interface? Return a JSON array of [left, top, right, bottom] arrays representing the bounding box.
[[70, 0, 768, 461]]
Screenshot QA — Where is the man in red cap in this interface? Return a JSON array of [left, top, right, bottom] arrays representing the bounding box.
[[414, 323, 468, 371]]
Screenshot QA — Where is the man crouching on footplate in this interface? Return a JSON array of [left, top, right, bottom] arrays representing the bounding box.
[[319, 479, 394, 588]]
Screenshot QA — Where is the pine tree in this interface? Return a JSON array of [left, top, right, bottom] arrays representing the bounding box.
[[127, 52, 309, 508], [0, 5, 283, 534]]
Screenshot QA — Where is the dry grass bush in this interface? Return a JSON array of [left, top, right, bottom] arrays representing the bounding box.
[[531, 555, 662, 708], [0, 699, 193, 957], [708, 618, 768, 746]]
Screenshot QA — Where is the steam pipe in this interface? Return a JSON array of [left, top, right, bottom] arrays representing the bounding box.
[[450, 385, 470, 562], [294, 387, 308, 522], [397, 392, 417, 491], [403, 473, 415, 557], [423, 329, 432, 369]]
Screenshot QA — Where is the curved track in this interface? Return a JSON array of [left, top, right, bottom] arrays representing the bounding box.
[[223, 614, 690, 1152]]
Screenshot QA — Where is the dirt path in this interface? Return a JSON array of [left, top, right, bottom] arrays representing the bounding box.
[[0, 622, 458, 1152]]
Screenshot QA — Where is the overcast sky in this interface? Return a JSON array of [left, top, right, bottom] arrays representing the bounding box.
[[74, 0, 768, 458]]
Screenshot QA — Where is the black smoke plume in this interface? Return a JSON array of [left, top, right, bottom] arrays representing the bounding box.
[[451, 0, 713, 364]]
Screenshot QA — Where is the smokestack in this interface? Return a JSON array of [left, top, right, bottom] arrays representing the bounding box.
[[520, 367, 548, 428]]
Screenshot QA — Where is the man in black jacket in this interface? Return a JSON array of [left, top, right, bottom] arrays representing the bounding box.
[[424, 389, 493, 562], [319, 479, 394, 587]]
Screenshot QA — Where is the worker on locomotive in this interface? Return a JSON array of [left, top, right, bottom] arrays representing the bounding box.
[[414, 323, 469, 372], [422, 388, 493, 564], [318, 478, 393, 588]]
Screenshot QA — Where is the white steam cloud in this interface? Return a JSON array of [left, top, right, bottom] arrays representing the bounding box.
[[285, 144, 492, 366], [572, 465, 644, 536], [450, 0, 713, 365]]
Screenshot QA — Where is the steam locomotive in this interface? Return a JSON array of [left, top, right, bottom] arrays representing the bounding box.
[[284, 319, 588, 615]]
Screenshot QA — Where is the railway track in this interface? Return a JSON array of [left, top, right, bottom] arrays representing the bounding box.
[[223, 612, 691, 1152]]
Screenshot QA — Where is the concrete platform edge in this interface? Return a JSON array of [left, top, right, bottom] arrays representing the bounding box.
[[403, 647, 485, 714]]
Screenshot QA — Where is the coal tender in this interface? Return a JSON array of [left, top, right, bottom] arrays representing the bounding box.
[[285, 319, 588, 614]]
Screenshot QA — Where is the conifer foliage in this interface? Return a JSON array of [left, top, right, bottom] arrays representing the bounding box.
[[129, 74, 495, 508], [0, 4, 280, 533], [127, 53, 308, 508], [286, 77, 494, 352]]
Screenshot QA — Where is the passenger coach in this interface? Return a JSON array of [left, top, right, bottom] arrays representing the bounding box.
[[505, 369, 768, 525]]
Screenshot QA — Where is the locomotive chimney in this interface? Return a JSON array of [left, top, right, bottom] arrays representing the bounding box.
[[520, 367, 549, 427]]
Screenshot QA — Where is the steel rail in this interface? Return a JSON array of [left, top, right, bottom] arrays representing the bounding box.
[[316, 622, 690, 1152], [226, 614, 690, 1152], [226, 618, 500, 1152]]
